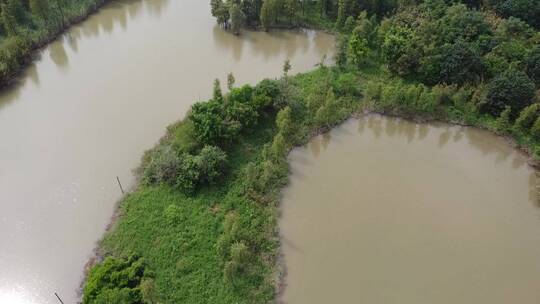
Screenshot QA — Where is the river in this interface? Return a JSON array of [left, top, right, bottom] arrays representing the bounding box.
[[280, 115, 540, 303], [0, 0, 334, 303]]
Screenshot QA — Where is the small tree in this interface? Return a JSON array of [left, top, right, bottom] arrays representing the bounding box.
[[283, 59, 291, 76], [276, 106, 294, 138], [514, 103, 540, 130], [213, 78, 223, 102], [493, 106, 512, 133], [227, 72, 235, 90], [348, 31, 369, 67]]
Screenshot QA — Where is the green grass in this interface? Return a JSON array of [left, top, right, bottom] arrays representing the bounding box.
[[86, 59, 540, 303], [100, 114, 281, 303]]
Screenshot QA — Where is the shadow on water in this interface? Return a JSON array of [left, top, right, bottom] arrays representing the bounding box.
[[356, 115, 522, 168], [211, 25, 326, 63], [49, 39, 69, 70]]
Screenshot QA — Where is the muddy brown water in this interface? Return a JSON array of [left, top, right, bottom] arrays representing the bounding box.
[[0, 0, 334, 303], [280, 115, 540, 304]]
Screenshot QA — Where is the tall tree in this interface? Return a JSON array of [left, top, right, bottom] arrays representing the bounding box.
[[229, 3, 246, 34], [260, 0, 273, 30]]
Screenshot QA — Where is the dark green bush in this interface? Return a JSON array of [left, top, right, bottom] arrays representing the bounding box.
[[482, 69, 536, 116], [83, 255, 146, 304], [421, 40, 483, 85]]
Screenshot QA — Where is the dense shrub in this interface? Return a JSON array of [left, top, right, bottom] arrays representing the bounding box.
[[332, 72, 360, 96], [190, 83, 273, 145], [482, 69, 536, 116], [189, 100, 240, 145], [143, 145, 227, 193], [196, 145, 228, 184], [142, 145, 182, 186], [252, 78, 280, 108], [83, 255, 146, 304]]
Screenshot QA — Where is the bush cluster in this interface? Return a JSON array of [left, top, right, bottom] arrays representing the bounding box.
[[142, 144, 227, 194], [83, 255, 150, 304]]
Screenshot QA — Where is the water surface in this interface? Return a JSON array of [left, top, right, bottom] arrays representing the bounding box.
[[280, 115, 540, 304], [0, 0, 334, 303]]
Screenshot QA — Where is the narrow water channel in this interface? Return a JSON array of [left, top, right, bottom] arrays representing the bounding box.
[[280, 115, 540, 304], [0, 0, 334, 303]]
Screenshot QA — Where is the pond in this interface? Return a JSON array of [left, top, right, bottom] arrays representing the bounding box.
[[280, 115, 540, 304]]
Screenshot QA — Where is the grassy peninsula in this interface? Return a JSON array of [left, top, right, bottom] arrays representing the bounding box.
[[83, 0, 539, 303]]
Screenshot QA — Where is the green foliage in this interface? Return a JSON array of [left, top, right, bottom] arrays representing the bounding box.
[[334, 34, 349, 67], [190, 83, 270, 144], [197, 145, 229, 184], [0, 36, 29, 82], [252, 78, 281, 109], [526, 47, 540, 84], [190, 99, 240, 144], [83, 255, 146, 304], [482, 69, 536, 116], [213, 78, 223, 101], [142, 145, 183, 186], [230, 3, 246, 35], [223, 242, 250, 284], [348, 30, 369, 67], [227, 72, 235, 90], [531, 115, 540, 139], [422, 40, 484, 85], [381, 27, 418, 76], [490, 0, 540, 28], [514, 103, 540, 130], [142, 145, 227, 194], [211, 0, 230, 28], [493, 106, 512, 133]]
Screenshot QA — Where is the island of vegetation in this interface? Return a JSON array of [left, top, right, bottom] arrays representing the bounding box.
[[82, 0, 539, 303], [0, 0, 108, 87]]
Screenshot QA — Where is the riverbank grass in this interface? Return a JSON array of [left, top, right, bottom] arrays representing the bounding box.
[[84, 55, 540, 302]]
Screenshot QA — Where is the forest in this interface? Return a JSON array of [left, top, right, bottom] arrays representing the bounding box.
[[0, 0, 106, 86], [81, 0, 540, 303]]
